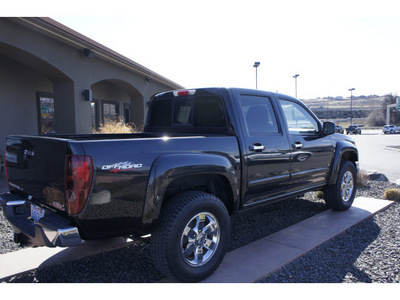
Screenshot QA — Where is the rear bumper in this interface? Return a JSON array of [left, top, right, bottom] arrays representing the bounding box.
[[0, 192, 82, 247]]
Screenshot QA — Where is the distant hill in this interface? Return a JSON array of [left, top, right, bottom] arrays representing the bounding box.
[[301, 95, 384, 120]]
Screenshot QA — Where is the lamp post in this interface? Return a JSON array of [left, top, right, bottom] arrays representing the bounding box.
[[253, 62, 260, 89], [349, 88, 355, 125], [293, 74, 299, 98]]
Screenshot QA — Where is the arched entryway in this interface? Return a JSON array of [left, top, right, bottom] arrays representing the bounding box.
[[90, 79, 144, 131]]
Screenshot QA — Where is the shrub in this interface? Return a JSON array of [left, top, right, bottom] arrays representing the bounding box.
[[94, 118, 140, 134], [357, 169, 369, 187], [384, 189, 400, 201]]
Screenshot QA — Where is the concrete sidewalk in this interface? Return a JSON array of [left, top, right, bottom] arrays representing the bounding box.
[[0, 197, 394, 282], [201, 197, 393, 283]]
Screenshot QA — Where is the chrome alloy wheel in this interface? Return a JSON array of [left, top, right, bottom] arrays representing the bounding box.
[[180, 212, 220, 267], [341, 170, 354, 202]]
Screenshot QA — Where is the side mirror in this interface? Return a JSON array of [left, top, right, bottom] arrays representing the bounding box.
[[323, 121, 336, 135]]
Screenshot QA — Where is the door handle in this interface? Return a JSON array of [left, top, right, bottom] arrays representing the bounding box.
[[292, 142, 303, 150], [249, 144, 265, 152]]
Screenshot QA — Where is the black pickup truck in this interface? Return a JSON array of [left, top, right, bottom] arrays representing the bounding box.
[[0, 88, 358, 282]]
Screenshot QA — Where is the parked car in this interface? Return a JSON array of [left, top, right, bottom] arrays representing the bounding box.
[[382, 124, 400, 134], [346, 124, 362, 134], [0, 88, 359, 282], [335, 125, 344, 134]]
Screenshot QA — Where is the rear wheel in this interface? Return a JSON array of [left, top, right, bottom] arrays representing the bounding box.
[[324, 161, 357, 211], [150, 191, 230, 282]]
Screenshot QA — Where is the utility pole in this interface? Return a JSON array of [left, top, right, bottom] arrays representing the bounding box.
[[253, 62, 260, 89], [293, 74, 299, 98], [349, 88, 355, 125]]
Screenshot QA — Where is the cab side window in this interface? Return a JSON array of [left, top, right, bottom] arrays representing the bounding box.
[[239, 95, 279, 136], [279, 99, 319, 135]]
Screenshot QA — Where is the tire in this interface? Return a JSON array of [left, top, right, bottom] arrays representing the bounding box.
[[323, 161, 357, 211], [150, 191, 230, 282], [0, 154, 4, 178]]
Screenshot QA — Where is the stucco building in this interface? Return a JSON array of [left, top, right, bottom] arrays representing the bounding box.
[[0, 17, 183, 157]]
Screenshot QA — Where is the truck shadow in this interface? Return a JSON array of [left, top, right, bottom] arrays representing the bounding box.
[[5, 197, 379, 283]]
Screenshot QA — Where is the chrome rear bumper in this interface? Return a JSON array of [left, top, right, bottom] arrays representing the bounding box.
[[0, 192, 82, 247]]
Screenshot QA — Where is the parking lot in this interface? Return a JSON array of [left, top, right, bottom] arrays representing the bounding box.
[[351, 130, 400, 184]]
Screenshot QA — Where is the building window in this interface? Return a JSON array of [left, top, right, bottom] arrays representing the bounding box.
[[102, 101, 119, 123], [37, 92, 55, 135]]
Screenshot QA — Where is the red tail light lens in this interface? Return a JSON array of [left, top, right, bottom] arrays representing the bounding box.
[[173, 89, 196, 97], [65, 155, 93, 215]]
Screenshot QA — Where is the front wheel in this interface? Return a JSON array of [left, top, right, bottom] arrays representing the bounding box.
[[150, 191, 230, 282], [0, 154, 4, 178], [324, 161, 357, 211]]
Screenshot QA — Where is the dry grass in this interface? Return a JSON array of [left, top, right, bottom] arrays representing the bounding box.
[[94, 118, 140, 134], [357, 169, 369, 188], [384, 188, 400, 201]]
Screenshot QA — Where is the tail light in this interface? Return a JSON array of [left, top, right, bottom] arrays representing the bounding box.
[[173, 89, 196, 97], [65, 155, 93, 215]]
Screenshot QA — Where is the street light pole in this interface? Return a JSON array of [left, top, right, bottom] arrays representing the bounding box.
[[253, 62, 260, 89], [349, 88, 355, 126], [293, 74, 299, 98]]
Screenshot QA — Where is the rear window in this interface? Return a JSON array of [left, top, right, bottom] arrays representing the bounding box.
[[147, 99, 172, 127], [147, 95, 227, 130]]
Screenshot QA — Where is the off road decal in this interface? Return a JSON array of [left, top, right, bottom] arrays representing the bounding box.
[[101, 161, 143, 173]]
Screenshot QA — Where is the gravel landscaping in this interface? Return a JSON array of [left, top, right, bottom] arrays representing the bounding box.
[[0, 179, 399, 283]]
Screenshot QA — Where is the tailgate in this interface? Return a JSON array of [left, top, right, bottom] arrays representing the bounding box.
[[5, 136, 69, 210]]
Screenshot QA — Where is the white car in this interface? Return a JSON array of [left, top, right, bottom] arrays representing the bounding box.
[[382, 125, 400, 134]]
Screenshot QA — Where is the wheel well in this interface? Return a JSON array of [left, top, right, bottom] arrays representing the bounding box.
[[341, 151, 358, 166], [162, 174, 235, 215]]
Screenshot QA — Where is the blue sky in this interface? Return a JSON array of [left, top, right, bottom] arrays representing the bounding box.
[[5, 0, 400, 99]]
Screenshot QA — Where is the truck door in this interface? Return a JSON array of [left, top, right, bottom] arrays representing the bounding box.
[[278, 98, 335, 192], [235, 92, 291, 206]]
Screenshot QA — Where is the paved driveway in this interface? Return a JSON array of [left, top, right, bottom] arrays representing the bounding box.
[[351, 131, 400, 184]]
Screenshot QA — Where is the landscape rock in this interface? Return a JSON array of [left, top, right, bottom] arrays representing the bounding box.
[[367, 171, 389, 182]]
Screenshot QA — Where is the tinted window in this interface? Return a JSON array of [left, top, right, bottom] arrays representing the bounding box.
[[148, 95, 226, 129], [147, 99, 172, 127], [173, 98, 193, 125], [239, 95, 279, 136], [279, 99, 319, 135], [193, 96, 226, 128]]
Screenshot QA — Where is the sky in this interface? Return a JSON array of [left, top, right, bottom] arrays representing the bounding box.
[[5, 0, 400, 99]]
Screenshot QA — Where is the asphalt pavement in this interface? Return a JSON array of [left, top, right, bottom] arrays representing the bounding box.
[[351, 130, 400, 184]]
